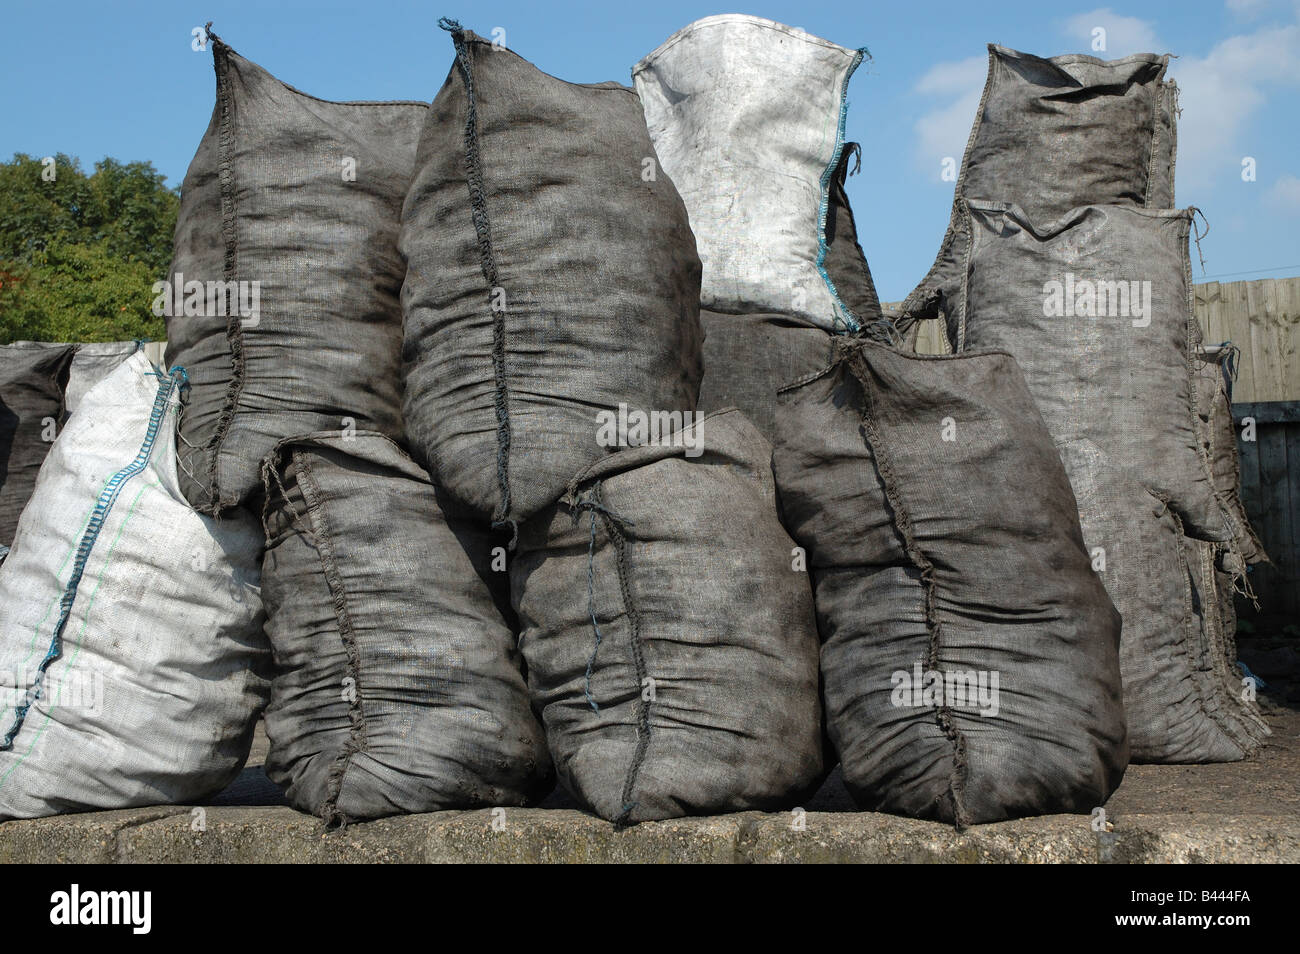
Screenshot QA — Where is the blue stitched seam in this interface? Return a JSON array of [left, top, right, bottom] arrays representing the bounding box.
[[0, 368, 183, 750], [814, 47, 867, 335]]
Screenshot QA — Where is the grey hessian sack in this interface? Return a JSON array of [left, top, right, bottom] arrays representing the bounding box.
[[165, 28, 426, 514], [1191, 345, 1266, 566], [0, 352, 269, 820], [259, 432, 552, 823], [511, 409, 823, 824], [957, 202, 1228, 542], [400, 22, 703, 531], [900, 45, 1176, 339], [772, 338, 1127, 826], [1057, 439, 1268, 763], [0, 343, 74, 546]]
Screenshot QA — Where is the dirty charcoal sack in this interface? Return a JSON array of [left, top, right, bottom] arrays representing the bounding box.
[[634, 14, 878, 332], [1191, 344, 1266, 566], [0, 352, 269, 821], [0, 343, 74, 546], [901, 44, 1174, 338], [401, 21, 703, 529], [1057, 439, 1267, 762], [511, 409, 823, 824], [772, 339, 1128, 825], [165, 27, 427, 514], [1188, 344, 1269, 710], [260, 431, 552, 823], [956, 201, 1228, 542]]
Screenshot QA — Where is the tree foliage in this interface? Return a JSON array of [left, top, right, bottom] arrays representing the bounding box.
[[0, 153, 177, 344]]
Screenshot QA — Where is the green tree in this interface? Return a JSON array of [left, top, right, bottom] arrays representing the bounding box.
[[0, 153, 177, 344]]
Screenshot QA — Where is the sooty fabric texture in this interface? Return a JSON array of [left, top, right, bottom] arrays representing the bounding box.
[[1183, 534, 1270, 746], [1057, 439, 1267, 763], [0, 353, 269, 821], [772, 339, 1127, 826], [901, 45, 1173, 336], [166, 29, 426, 515], [259, 432, 552, 824], [511, 409, 823, 824], [0, 343, 74, 546], [1192, 345, 1266, 566], [401, 23, 703, 531], [633, 14, 870, 331], [957, 201, 1227, 542], [696, 310, 834, 442], [824, 144, 885, 326]]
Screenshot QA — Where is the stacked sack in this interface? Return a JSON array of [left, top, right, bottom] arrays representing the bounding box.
[[399, 20, 824, 823], [633, 14, 885, 441], [773, 337, 1128, 824], [0, 342, 74, 552], [0, 353, 269, 819], [166, 26, 555, 821], [902, 45, 1267, 762]]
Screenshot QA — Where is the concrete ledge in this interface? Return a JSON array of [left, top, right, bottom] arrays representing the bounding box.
[[3, 806, 1297, 863]]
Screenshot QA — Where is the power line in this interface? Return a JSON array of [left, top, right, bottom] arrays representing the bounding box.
[[1196, 265, 1300, 281]]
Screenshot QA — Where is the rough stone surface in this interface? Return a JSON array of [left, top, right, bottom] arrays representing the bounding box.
[[2, 684, 1294, 864]]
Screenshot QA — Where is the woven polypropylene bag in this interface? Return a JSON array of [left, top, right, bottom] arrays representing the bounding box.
[[165, 29, 426, 514], [772, 339, 1127, 825], [901, 45, 1173, 335], [259, 431, 552, 823], [1057, 438, 1267, 763], [65, 342, 144, 414], [634, 14, 873, 332], [0, 343, 74, 545], [401, 22, 702, 529], [0, 352, 269, 820], [511, 409, 823, 824], [957, 201, 1227, 542]]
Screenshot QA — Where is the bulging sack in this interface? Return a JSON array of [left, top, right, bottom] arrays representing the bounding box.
[[957, 201, 1227, 541], [773, 339, 1128, 825], [0, 343, 74, 545], [401, 22, 703, 528], [902, 44, 1174, 332], [260, 432, 552, 823], [633, 14, 875, 331], [0, 352, 269, 821], [1057, 439, 1267, 762], [166, 28, 426, 514], [511, 409, 823, 824]]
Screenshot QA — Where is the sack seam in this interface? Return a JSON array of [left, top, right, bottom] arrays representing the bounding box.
[[292, 449, 369, 827], [205, 34, 244, 515], [0, 370, 181, 750], [843, 346, 971, 828]]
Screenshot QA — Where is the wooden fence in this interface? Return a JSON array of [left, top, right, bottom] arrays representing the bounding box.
[[887, 276, 1300, 616]]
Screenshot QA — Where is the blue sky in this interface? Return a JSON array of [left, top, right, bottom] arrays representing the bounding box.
[[2, 0, 1297, 301]]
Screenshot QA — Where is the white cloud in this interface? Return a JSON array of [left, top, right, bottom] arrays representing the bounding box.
[[1063, 8, 1163, 57], [1270, 174, 1300, 210], [912, 55, 986, 173], [1226, 0, 1270, 19], [1171, 23, 1300, 191]]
